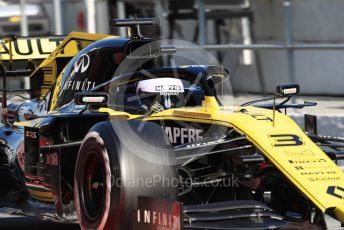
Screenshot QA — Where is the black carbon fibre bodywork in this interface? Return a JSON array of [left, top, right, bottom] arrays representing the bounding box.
[[0, 125, 25, 201], [25, 113, 109, 212]]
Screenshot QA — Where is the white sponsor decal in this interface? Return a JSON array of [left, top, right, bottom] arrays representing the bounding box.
[[136, 210, 173, 227], [82, 96, 106, 103], [164, 127, 203, 144], [63, 80, 96, 91], [155, 85, 182, 95], [137, 78, 184, 96], [73, 54, 90, 74], [282, 88, 297, 95], [186, 139, 224, 148], [17, 141, 25, 172]]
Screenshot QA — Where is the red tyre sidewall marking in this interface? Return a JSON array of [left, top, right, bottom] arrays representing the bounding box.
[[75, 132, 112, 230], [17, 140, 25, 172]]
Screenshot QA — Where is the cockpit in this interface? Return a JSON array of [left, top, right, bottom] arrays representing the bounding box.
[[88, 65, 228, 115]]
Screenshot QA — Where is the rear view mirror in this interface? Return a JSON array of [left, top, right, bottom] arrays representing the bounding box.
[[74, 92, 108, 105], [276, 83, 300, 96]]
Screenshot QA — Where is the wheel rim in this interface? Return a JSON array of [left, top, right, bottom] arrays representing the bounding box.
[[80, 150, 107, 223]]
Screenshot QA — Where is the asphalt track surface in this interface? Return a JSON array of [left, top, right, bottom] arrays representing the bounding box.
[[0, 215, 80, 230], [1, 208, 343, 230]]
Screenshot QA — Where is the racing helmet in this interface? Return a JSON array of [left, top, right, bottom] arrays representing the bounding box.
[[136, 78, 185, 114]]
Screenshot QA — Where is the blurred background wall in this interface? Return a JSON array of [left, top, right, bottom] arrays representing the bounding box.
[[248, 0, 344, 95], [0, 0, 344, 96]]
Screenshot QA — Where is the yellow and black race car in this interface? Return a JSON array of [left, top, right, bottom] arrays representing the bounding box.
[[1, 18, 344, 230]]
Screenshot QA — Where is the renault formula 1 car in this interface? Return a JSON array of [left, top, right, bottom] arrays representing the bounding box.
[[1, 18, 344, 230]]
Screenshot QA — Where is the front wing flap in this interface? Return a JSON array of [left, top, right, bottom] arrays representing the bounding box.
[[183, 200, 286, 229]]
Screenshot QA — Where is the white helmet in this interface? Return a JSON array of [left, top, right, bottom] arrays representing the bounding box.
[[136, 78, 185, 113]]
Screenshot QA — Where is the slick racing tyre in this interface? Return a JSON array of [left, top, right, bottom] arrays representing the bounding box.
[[74, 120, 177, 230]]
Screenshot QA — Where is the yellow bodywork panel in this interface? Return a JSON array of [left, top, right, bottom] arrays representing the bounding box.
[[28, 189, 54, 203], [36, 57, 57, 97], [217, 106, 344, 220], [13, 121, 30, 127], [113, 99, 344, 221]]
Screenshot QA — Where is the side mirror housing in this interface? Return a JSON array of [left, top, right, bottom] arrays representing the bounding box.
[[276, 83, 300, 96], [74, 92, 108, 106]]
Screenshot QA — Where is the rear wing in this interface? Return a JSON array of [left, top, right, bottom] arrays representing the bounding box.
[[0, 32, 113, 125], [0, 32, 112, 84], [0, 32, 111, 68], [0, 35, 65, 61]]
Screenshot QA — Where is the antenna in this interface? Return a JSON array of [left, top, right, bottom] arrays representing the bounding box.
[[272, 83, 300, 127], [111, 17, 159, 39], [272, 94, 276, 127]]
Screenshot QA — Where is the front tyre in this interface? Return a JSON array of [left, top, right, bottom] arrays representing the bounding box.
[[74, 120, 177, 230]]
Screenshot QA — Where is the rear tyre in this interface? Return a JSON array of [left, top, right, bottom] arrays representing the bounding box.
[[74, 120, 177, 230]]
